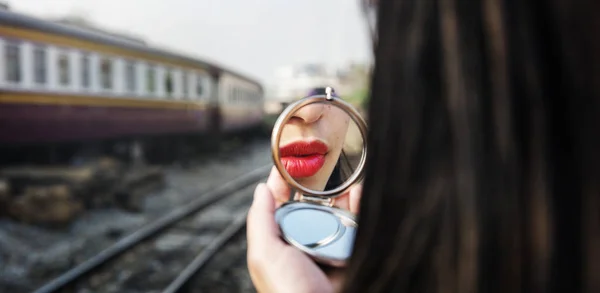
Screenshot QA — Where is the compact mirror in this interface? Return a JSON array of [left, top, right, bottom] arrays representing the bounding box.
[[271, 87, 367, 267]]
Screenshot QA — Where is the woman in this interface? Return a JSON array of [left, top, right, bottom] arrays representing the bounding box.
[[247, 0, 600, 292], [278, 87, 351, 191]]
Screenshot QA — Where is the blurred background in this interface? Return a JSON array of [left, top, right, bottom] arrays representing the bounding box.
[[0, 1, 374, 292], [16, 0, 373, 111]]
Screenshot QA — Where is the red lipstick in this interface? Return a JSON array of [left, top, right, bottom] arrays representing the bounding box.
[[280, 140, 328, 178]]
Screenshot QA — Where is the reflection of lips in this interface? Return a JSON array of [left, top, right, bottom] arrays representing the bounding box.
[[280, 140, 328, 178]]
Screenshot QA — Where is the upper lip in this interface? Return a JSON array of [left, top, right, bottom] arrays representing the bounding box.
[[280, 139, 329, 157]]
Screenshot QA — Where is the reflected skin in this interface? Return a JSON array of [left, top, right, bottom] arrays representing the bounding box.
[[246, 167, 362, 293], [279, 103, 351, 191]]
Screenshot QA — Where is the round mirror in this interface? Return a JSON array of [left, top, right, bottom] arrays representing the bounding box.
[[277, 103, 363, 192], [271, 88, 367, 198], [275, 202, 357, 267], [280, 208, 341, 247]]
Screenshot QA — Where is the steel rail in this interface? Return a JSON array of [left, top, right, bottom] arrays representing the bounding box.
[[32, 164, 271, 293], [161, 211, 248, 293]]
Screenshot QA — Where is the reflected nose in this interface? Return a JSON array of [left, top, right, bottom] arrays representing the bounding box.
[[289, 104, 325, 124]]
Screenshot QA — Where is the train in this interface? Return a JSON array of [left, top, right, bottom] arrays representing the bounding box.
[[0, 7, 265, 164]]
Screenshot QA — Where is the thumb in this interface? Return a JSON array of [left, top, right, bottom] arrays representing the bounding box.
[[247, 183, 285, 252]]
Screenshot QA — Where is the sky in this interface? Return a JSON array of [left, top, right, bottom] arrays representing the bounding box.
[[8, 0, 373, 87]]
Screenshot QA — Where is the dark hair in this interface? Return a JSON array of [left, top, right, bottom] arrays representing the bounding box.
[[324, 151, 355, 190], [343, 0, 600, 293]]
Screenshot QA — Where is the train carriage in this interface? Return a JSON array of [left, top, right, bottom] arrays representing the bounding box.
[[0, 7, 264, 147], [218, 73, 264, 131]]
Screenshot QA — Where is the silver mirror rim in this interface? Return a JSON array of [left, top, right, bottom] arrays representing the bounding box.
[[271, 95, 368, 198]]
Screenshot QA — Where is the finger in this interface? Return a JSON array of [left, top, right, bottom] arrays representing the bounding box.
[[349, 183, 363, 214], [246, 183, 284, 251], [333, 193, 350, 211], [331, 183, 363, 212], [266, 166, 291, 207], [246, 183, 293, 293]]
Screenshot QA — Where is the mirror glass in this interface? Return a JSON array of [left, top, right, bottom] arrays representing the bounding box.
[[275, 203, 358, 264], [277, 102, 364, 192], [280, 208, 340, 247]]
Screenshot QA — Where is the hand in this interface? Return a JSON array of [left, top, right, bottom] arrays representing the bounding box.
[[246, 166, 362, 293]]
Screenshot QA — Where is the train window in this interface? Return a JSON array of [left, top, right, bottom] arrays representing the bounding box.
[[81, 54, 90, 88], [125, 61, 136, 93], [146, 65, 155, 93], [4, 42, 21, 83], [164, 70, 173, 97], [182, 72, 188, 99], [33, 47, 46, 85], [196, 75, 204, 97], [100, 58, 112, 90], [58, 52, 70, 86]]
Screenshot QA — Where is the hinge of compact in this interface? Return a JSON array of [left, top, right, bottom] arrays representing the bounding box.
[[298, 194, 334, 207]]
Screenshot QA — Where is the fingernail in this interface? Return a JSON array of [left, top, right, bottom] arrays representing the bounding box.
[[254, 183, 266, 200]]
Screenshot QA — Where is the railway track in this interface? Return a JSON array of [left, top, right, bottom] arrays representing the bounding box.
[[31, 164, 271, 293], [182, 225, 255, 293], [162, 212, 250, 293]]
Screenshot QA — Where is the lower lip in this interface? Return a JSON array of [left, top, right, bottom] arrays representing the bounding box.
[[281, 154, 326, 178]]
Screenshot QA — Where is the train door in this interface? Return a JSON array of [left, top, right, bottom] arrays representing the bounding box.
[[208, 70, 222, 134]]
